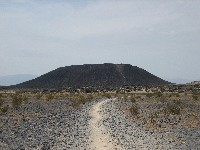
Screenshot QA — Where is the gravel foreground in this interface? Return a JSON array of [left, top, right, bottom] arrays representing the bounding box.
[[102, 99, 200, 150], [1, 98, 200, 149]]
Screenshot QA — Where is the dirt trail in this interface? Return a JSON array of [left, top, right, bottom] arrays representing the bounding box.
[[89, 99, 121, 150]]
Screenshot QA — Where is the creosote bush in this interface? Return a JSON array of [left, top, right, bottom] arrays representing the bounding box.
[[71, 98, 79, 108], [164, 103, 181, 115], [79, 94, 86, 104], [192, 95, 199, 100], [155, 92, 163, 98], [192, 89, 200, 95], [169, 93, 180, 98], [149, 112, 159, 124], [0, 96, 4, 107], [46, 93, 54, 101], [70, 93, 95, 108], [22, 95, 28, 104], [86, 94, 94, 101], [103, 93, 112, 99], [159, 96, 166, 103], [129, 106, 139, 116], [130, 96, 136, 103], [135, 95, 141, 99], [146, 93, 154, 98], [12, 94, 23, 108], [1, 105, 9, 113], [78, 94, 93, 105], [123, 94, 128, 100], [11, 94, 29, 108], [36, 93, 42, 100]]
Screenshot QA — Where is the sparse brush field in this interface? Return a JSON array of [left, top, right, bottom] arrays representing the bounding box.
[[1, 90, 199, 129], [114, 91, 200, 148], [114, 92, 200, 129], [0, 90, 200, 149], [0, 92, 116, 113], [131, 93, 199, 128]]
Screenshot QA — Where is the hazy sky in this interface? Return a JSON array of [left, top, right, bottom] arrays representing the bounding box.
[[0, 0, 200, 82]]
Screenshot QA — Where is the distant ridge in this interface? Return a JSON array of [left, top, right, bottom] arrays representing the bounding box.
[[0, 74, 37, 86], [12, 63, 170, 89]]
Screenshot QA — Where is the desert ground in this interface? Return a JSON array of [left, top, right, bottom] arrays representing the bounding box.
[[0, 90, 200, 149]]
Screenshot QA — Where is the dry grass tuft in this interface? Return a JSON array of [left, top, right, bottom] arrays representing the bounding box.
[[129, 106, 140, 116]]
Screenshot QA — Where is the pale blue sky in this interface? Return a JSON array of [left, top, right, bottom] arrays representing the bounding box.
[[0, 0, 200, 83]]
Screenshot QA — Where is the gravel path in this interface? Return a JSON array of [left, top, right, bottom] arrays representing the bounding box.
[[89, 99, 121, 150]]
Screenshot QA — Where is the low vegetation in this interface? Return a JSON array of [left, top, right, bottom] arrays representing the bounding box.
[[130, 96, 136, 103], [103, 93, 112, 99], [11, 94, 28, 108], [149, 112, 159, 124], [0, 94, 3, 107], [114, 90, 199, 130], [1, 105, 9, 113], [46, 93, 54, 101], [169, 93, 180, 98], [36, 93, 43, 100], [0, 86, 199, 130], [164, 102, 181, 115], [159, 95, 166, 103], [129, 105, 139, 116], [135, 95, 141, 99], [68, 93, 96, 108]]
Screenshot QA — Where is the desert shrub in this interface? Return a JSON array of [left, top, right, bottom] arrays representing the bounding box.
[[82, 94, 94, 103], [123, 94, 128, 100], [86, 94, 94, 101], [110, 93, 116, 98], [130, 96, 136, 103], [164, 103, 181, 115], [1, 105, 9, 113], [71, 98, 80, 108], [174, 99, 183, 106], [155, 92, 163, 98], [46, 94, 54, 101], [145, 92, 163, 98], [192, 95, 198, 100], [79, 94, 87, 104], [0, 97, 3, 107], [36, 93, 42, 100], [146, 93, 154, 98], [169, 93, 180, 98], [116, 94, 123, 99], [22, 95, 28, 104], [70, 93, 94, 108], [129, 106, 139, 116], [104, 93, 112, 99], [192, 89, 200, 95], [175, 93, 180, 97], [11, 94, 29, 108], [135, 95, 141, 99], [159, 96, 166, 103], [64, 93, 70, 99], [12, 94, 23, 108], [149, 112, 159, 124]]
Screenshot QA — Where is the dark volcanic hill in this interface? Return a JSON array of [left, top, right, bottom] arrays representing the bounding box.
[[12, 63, 170, 89]]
